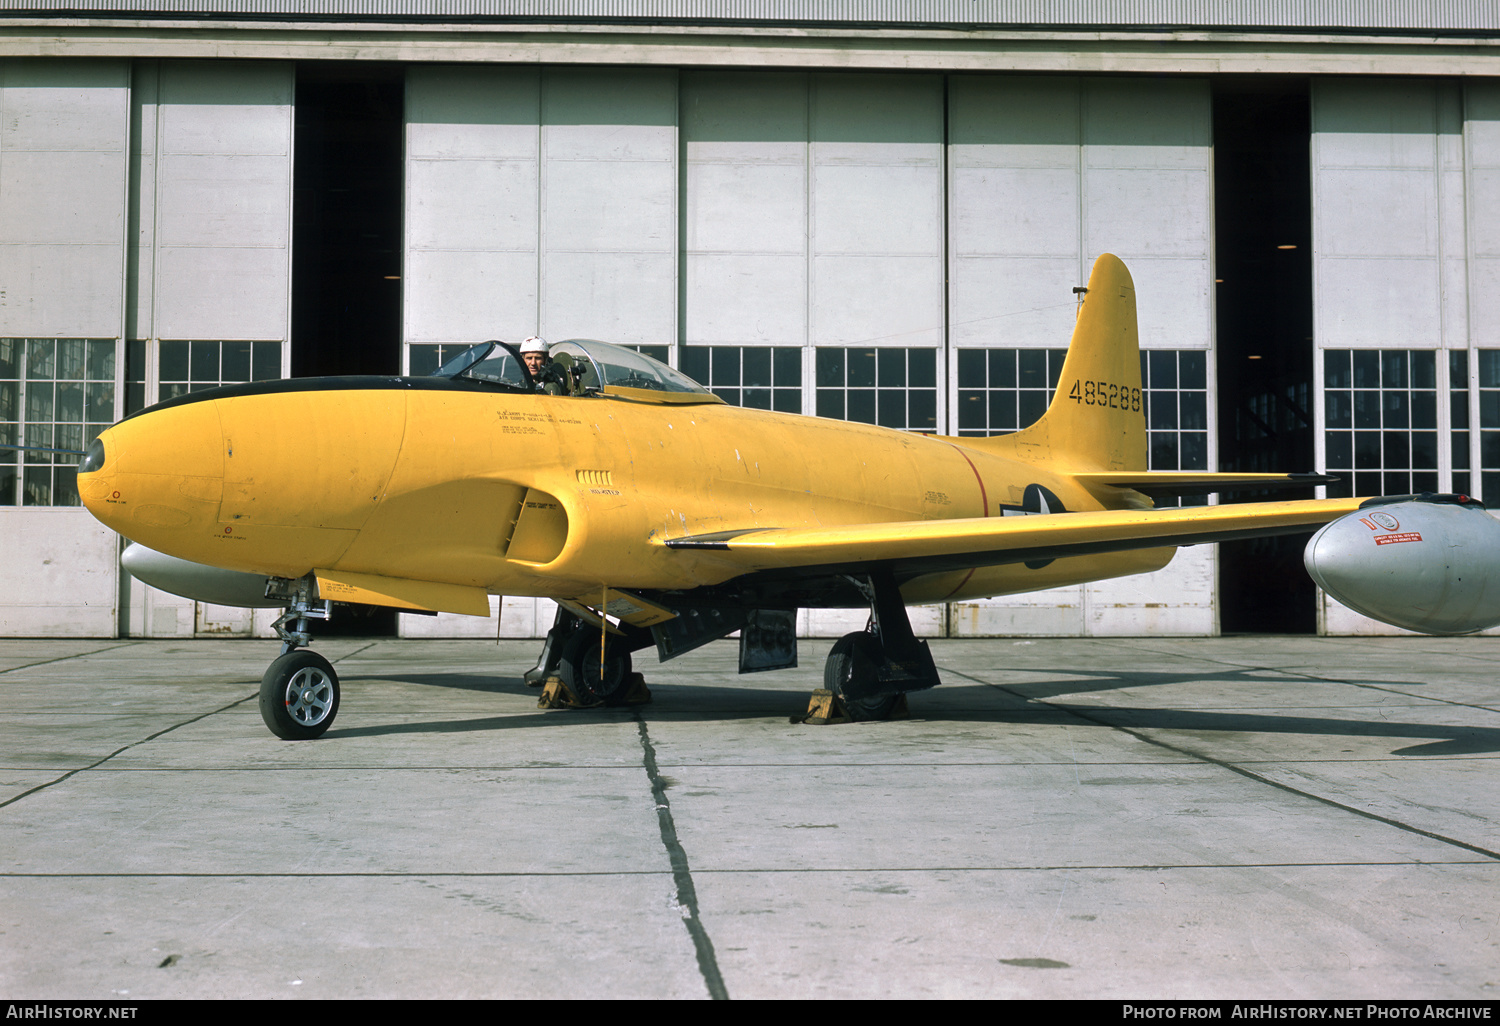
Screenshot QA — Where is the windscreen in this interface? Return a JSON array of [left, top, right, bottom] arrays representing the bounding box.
[[434, 342, 530, 391]]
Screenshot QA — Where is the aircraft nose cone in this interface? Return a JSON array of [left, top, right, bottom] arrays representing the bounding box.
[[1305, 500, 1500, 634], [78, 401, 225, 551]]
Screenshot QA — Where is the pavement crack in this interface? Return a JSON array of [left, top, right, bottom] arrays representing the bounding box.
[[0, 693, 258, 810], [0, 641, 138, 676], [946, 666, 1500, 864], [1089, 713, 1500, 863], [634, 709, 729, 1000], [327, 642, 380, 663], [1107, 640, 1500, 718]]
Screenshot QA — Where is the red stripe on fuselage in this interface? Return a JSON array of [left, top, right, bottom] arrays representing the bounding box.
[[939, 443, 990, 598]]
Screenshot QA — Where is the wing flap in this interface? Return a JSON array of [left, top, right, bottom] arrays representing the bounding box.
[[661, 497, 1367, 577]]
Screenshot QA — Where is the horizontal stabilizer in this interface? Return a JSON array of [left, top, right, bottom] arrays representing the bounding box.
[[1075, 472, 1337, 498]]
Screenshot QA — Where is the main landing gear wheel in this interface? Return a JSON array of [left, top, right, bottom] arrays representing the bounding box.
[[825, 631, 903, 722], [559, 630, 634, 706], [260, 650, 340, 740]]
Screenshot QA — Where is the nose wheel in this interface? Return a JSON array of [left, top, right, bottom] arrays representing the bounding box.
[[260, 650, 341, 740]]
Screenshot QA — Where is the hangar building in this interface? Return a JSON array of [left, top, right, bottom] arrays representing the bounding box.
[[3, 1, 1499, 640]]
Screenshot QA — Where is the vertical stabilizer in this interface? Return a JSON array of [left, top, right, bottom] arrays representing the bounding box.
[[965, 253, 1147, 473]]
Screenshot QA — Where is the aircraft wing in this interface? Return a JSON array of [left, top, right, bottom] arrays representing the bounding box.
[[660, 496, 1367, 579]]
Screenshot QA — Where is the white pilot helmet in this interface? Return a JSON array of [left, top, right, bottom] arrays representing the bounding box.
[[519, 336, 549, 355]]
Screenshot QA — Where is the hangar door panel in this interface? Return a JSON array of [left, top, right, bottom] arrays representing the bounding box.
[[682, 71, 809, 349], [948, 76, 1211, 352], [947, 75, 1214, 637], [1463, 80, 1500, 348], [681, 70, 944, 424], [810, 74, 944, 351], [540, 69, 677, 347], [121, 62, 293, 638], [1313, 79, 1499, 634], [0, 60, 129, 339], [1083, 78, 1213, 350], [948, 76, 1082, 350], [401, 69, 676, 637], [1312, 79, 1456, 350], [144, 61, 293, 343], [405, 65, 541, 345], [404, 67, 677, 353], [0, 61, 129, 637]]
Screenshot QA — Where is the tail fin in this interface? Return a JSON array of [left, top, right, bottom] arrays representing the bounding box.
[[966, 253, 1146, 473]]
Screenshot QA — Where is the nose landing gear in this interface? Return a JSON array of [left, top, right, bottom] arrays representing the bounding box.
[[259, 576, 339, 740]]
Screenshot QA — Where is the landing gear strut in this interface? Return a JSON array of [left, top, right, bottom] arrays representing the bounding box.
[[259, 575, 340, 740], [820, 571, 940, 722], [526, 605, 642, 706], [559, 629, 635, 705]]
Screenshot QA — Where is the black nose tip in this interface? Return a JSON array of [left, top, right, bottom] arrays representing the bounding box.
[[80, 437, 105, 474]]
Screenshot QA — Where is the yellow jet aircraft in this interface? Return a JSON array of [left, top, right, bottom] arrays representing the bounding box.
[[79, 254, 1368, 739]]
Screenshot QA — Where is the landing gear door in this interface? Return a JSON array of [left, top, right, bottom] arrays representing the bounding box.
[[739, 609, 798, 674]]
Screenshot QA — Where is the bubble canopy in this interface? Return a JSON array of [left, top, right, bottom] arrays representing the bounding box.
[[436, 339, 721, 404]]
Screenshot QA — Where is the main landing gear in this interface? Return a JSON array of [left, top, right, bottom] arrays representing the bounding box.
[[525, 606, 645, 706], [818, 571, 941, 722], [259, 578, 340, 740]]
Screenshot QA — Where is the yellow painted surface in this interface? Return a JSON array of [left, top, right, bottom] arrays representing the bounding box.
[[314, 569, 491, 617], [80, 254, 1366, 615]]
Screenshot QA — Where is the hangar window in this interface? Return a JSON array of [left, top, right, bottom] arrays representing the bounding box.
[[955, 349, 1065, 436], [956, 348, 1207, 504], [157, 340, 282, 402], [1140, 350, 1211, 507], [625, 345, 671, 366], [125, 341, 146, 415], [681, 346, 801, 412], [1322, 349, 1439, 499], [0, 338, 116, 507], [816, 347, 937, 431], [408, 343, 469, 377], [1451, 350, 1471, 497], [1477, 350, 1500, 503]]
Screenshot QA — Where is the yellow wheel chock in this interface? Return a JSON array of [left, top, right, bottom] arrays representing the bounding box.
[[538, 672, 652, 709], [795, 688, 909, 725]]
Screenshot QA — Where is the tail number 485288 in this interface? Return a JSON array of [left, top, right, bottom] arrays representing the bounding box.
[[1069, 380, 1142, 412]]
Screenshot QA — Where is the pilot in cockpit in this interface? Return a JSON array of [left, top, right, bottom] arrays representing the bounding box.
[[519, 336, 564, 395]]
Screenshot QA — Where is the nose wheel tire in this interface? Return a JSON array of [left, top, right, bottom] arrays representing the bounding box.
[[559, 629, 634, 706], [260, 650, 341, 740]]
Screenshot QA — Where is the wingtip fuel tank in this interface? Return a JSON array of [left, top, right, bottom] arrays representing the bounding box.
[[1304, 495, 1500, 635]]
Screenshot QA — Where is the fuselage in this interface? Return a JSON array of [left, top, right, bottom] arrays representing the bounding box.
[[78, 376, 1171, 608]]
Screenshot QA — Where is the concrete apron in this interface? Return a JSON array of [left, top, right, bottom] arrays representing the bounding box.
[[1, 635, 1497, 999]]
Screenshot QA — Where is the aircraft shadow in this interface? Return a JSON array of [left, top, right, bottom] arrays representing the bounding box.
[[354, 671, 538, 695], [1036, 704, 1500, 757], [327, 671, 1498, 755], [959, 665, 1431, 702]]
